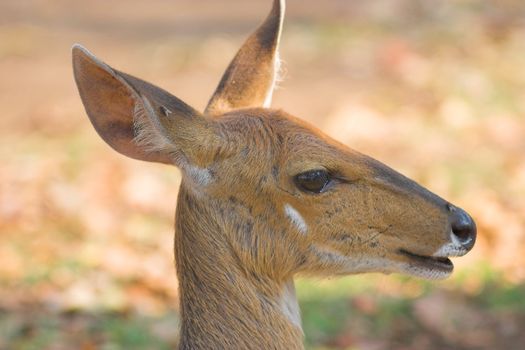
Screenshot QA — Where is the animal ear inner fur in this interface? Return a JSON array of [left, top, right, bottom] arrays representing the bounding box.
[[72, 44, 220, 167]]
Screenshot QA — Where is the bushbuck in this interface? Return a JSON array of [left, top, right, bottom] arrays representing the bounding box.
[[72, 0, 476, 348]]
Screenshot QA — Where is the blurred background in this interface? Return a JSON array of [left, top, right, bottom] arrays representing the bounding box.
[[1, 0, 524, 349]]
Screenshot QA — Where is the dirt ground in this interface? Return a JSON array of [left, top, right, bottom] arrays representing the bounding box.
[[1, 0, 525, 349]]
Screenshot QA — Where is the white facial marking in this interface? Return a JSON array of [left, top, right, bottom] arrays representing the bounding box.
[[433, 231, 469, 258], [433, 243, 468, 258], [185, 165, 213, 187], [279, 281, 302, 331], [284, 204, 307, 235]]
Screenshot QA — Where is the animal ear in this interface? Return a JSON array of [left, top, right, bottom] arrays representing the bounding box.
[[72, 45, 219, 166], [205, 0, 285, 115]]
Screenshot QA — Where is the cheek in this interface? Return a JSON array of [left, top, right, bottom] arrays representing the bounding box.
[[305, 200, 389, 247]]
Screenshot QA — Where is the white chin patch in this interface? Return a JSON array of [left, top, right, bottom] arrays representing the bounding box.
[[401, 263, 452, 280], [284, 204, 307, 235]]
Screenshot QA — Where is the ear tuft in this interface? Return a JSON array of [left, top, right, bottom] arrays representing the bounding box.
[[132, 100, 175, 154]]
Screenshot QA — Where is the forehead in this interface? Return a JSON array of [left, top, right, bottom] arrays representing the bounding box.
[[220, 109, 330, 146], [218, 109, 365, 171]]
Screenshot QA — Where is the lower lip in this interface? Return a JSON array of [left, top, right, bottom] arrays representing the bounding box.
[[398, 249, 454, 272]]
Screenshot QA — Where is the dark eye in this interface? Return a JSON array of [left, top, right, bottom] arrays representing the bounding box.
[[294, 169, 331, 193]]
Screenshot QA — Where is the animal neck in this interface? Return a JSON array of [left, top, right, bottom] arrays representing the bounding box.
[[174, 185, 304, 350]]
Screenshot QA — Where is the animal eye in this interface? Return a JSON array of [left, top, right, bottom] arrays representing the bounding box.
[[294, 170, 331, 194]]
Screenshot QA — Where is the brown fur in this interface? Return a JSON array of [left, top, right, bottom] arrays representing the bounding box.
[[72, 0, 475, 349]]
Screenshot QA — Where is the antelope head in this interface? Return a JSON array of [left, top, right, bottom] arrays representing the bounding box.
[[72, 0, 476, 346]]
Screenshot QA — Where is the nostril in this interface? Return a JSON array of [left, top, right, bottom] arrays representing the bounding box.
[[452, 223, 472, 242], [450, 207, 477, 250]]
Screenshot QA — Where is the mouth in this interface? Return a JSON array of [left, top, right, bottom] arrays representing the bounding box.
[[398, 249, 454, 273]]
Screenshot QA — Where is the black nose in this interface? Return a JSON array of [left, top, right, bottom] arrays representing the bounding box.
[[448, 204, 476, 250]]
